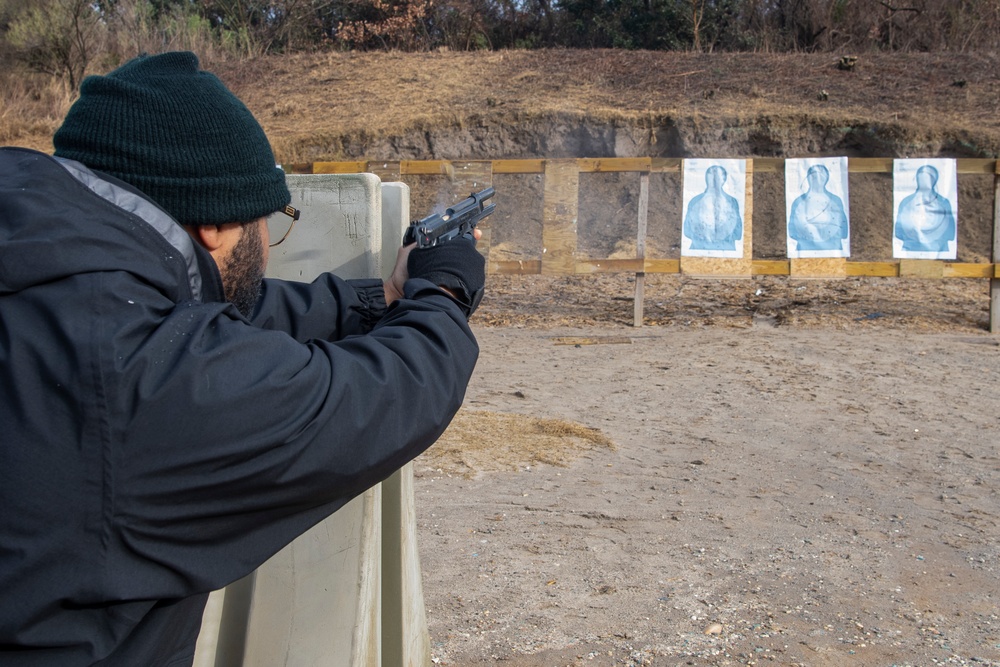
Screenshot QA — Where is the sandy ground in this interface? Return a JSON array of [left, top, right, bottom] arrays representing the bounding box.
[[412, 282, 1000, 666]]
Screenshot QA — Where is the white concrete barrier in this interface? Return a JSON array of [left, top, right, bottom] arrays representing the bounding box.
[[380, 181, 410, 278], [378, 180, 431, 667], [270, 173, 384, 281], [194, 175, 429, 667]]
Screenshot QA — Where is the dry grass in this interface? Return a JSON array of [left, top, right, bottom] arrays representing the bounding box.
[[0, 69, 74, 151], [418, 410, 617, 478]]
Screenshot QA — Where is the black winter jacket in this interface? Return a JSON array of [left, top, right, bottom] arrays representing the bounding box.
[[0, 147, 479, 665]]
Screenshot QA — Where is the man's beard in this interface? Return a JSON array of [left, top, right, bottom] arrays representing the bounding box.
[[222, 221, 266, 319]]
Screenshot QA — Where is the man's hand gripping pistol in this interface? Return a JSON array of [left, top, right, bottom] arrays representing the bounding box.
[[403, 187, 496, 248]]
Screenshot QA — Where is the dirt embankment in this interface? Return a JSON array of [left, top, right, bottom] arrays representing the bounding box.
[[219, 50, 1000, 165], [15, 50, 1000, 164]]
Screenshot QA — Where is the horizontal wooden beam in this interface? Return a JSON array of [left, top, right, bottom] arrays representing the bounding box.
[[644, 258, 681, 273], [311, 161, 369, 174], [577, 158, 651, 173], [492, 159, 545, 174], [399, 160, 493, 176], [899, 259, 944, 278], [958, 159, 998, 175], [650, 158, 682, 173], [576, 258, 644, 273], [849, 158, 995, 175], [399, 160, 453, 175], [845, 261, 899, 277], [848, 158, 895, 174], [493, 259, 542, 274], [943, 263, 995, 278], [752, 260, 790, 275]]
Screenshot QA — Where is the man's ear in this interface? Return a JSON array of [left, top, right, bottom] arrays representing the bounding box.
[[187, 224, 225, 253], [185, 222, 244, 267]]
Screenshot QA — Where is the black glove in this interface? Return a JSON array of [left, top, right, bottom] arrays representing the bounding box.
[[407, 236, 485, 318]]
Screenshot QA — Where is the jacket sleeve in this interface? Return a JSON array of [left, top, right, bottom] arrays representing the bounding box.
[[250, 275, 387, 342], [102, 278, 477, 598]]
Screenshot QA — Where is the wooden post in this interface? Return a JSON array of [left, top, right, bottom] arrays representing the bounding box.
[[633, 172, 649, 327], [991, 164, 1000, 333], [450, 161, 494, 266], [542, 160, 579, 275]]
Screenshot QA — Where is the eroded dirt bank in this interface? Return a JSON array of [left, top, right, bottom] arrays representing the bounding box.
[[226, 51, 1000, 164]]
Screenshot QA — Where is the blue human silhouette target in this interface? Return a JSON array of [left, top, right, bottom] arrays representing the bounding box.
[[681, 159, 746, 259], [893, 158, 958, 260], [785, 157, 850, 258]]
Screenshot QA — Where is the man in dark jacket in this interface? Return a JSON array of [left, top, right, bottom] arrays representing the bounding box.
[[0, 51, 484, 665]]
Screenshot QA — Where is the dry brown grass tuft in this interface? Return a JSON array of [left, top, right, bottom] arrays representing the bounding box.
[[418, 410, 616, 478]]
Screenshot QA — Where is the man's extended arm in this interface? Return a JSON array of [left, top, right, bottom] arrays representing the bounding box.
[[251, 274, 388, 342], [111, 280, 477, 596]]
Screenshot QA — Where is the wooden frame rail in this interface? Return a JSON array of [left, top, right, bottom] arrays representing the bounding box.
[[289, 157, 1000, 331]]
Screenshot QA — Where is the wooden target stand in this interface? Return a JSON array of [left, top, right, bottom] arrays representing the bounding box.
[[303, 157, 1000, 333]]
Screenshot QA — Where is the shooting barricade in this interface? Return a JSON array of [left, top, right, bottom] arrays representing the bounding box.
[[291, 157, 1000, 332], [194, 176, 430, 667]]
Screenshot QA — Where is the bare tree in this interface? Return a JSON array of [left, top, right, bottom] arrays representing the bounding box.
[[7, 0, 106, 90], [690, 0, 705, 51]]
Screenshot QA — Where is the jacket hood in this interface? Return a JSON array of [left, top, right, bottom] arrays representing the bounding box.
[[0, 147, 217, 302]]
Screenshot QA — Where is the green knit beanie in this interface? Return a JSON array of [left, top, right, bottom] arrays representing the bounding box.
[[53, 51, 290, 226]]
